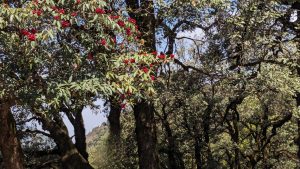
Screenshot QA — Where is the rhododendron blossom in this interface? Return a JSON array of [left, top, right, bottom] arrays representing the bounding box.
[[110, 15, 120, 20], [124, 59, 129, 64], [20, 29, 30, 36], [142, 67, 149, 73], [61, 20, 70, 28], [27, 33, 36, 41], [100, 39, 107, 46], [54, 15, 60, 20], [32, 9, 42, 16], [117, 20, 125, 27], [95, 8, 105, 14], [130, 58, 135, 63], [71, 12, 78, 17], [158, 53, 166, 59], [58, 8, 65, 14], [128, 18, 137, 24], [126, 28, 132, 35], [150, 75, 155, 81]]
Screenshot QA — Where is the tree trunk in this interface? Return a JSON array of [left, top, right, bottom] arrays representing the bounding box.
[[134, 100, 160, 169], [108, 100, 121, 143], [36, 112, 93, 169], [233, 115, 241, 169], [73, 108, 89, 161], [64, 107, 89, 161], [126, 0, 159, 168], [0, 100, 24, 169], [194, 135, 203, 169], [161, 108, 185, 169]]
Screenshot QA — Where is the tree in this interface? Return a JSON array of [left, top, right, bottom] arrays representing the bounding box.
[[0, 0, 165, 168]]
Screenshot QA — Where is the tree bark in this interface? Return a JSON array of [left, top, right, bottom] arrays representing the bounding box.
[[64, 107, 89, 161], [107, 100, 121, 143], [134, 100, 160, 169], [194, 135, 203, 169], [0, 100, 24, 169], [73, 108, 89, 161], [160, 106, 185, 169], [36, 111, 93, 169], [126, 0, 159, 168]]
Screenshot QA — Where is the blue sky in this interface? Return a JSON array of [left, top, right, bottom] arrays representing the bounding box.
[[63, 99, 107, 136]]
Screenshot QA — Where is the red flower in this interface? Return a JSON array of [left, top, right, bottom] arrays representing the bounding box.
[[170, 54, 175, 59], [58, 8, 65, 14], [110, 15, 120, 20], [37, 10, 42, 16], [87, 53, 93, 60], [100, 39, 106, 46], [152, 51, 157, 56], [20, 29, 30, 36], [117, 20, 125, 27], [71, 12, 78, 17], [27, 33, 36, 41], [54, 15, 60, 20], [128, 17, 136, 24], [130, 58, 135, 63], [61, 20, 70, 28], [32, 9, 42, 16], [158, 53, 166, 59], [76, 0, 80, 4], [123, 59, 129, 64], [150, 63, 154, 67], [142, 67, 149, 73], [150, 75, 155, 81], [126, 28, 131, 36], [51, 6, 58, 11], [95, 8, 105, 14], [30, 29, 37, 34], [121, 103, 126, 109]]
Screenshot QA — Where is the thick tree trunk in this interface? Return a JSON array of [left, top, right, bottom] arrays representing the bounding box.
[[107, 100, 121, 143], [134, 100, 160, 169], [36, 112, 93, 169], [73, 108, 89, 161], [0, 100, 24, 169], [126, 0, 159, 168], [64, 107, 89, 161]]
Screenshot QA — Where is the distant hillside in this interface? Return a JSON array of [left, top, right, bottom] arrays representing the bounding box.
[[86, 122, 109, 147], [86, 123, 111, 168]]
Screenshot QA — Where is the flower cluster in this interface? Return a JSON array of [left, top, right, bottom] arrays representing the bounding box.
[[109, 51, 175, 111], [95, 8, 106, 14], [1, 0, 173, 111], [20, 29, 37, 41]]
